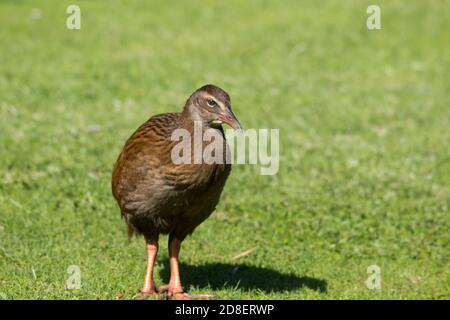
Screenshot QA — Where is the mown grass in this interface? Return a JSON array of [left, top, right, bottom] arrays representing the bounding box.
[[0, 0, 449, 299]]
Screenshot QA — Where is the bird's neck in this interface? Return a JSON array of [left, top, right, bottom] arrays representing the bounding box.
[[180, 107, 219, 132]]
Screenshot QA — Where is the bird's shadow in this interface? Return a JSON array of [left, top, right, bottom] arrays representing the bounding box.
[[158, 260, 327, 293]]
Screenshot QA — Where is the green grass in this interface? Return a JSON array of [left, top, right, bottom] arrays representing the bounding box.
[[0, 0, 449, 300]]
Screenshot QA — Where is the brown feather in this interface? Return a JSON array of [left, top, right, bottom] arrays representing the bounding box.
[[111, 86, 233, 242]]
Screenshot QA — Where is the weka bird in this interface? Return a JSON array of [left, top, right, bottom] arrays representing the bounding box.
[[112, 84, 241, 299]]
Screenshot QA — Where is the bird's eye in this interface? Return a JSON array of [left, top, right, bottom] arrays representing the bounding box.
[[207, 99, 216, 107]]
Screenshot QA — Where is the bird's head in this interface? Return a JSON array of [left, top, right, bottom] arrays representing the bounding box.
[[184, 84, 242, 131]]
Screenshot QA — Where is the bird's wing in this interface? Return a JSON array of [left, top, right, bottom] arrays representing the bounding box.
[[111, 112, 181, 212]]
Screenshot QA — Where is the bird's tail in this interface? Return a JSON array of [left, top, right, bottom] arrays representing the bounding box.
[[122, 213, 138, 240]]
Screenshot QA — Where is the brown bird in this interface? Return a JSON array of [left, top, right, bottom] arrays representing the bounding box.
[[111, 84, 242, 299]]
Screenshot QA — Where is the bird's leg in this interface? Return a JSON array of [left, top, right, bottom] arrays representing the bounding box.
[[162, 236, 214, 300], [139, 238, 159, 298], [167, 237, 184, 298]]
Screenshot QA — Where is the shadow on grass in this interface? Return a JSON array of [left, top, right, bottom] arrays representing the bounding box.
[[159, 261, 327, 293]]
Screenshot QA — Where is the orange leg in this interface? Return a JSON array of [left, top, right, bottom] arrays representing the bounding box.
[[140, 239, 158, 297], [166, 237, 183, 297], [161, 237, 214, 300]]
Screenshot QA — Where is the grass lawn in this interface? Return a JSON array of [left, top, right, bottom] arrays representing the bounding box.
[[0, 0, 449, 299]]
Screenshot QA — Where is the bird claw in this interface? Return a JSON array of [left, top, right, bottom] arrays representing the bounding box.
[[134, 290, 161, 300], [155, 284, 215, 300], [156, 284, 169, 293]]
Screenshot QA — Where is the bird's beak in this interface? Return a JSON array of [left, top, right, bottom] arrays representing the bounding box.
[[218, 107, 243, 132]]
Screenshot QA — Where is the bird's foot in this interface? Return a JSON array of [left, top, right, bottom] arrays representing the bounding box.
[[155, 284, 167, 293], [157, 284, 215, 300], [134, 289, 161, 300]]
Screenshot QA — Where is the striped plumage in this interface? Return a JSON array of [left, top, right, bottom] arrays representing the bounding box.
[[111, 84, 241, 299], [112, 112, 230, 241]]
